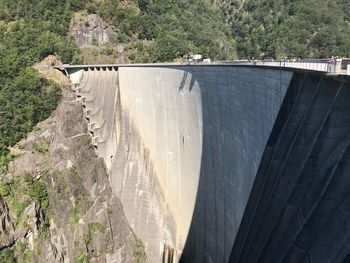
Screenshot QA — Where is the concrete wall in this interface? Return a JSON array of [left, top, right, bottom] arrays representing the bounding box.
[[67, 65, 293, 262], [70, 67, 118, 169], [229, 75, 350, 263], [116, 66, 292, 262]]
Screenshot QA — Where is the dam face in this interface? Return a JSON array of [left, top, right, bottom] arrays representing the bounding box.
[[117, 67, 292, 263], [65, 64, 350, 263]]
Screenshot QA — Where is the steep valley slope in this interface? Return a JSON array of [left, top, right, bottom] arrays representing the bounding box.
[[0, 68, 146, 263]]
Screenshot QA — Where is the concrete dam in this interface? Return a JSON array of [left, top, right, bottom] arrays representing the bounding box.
[[61, 64, 350, 263]]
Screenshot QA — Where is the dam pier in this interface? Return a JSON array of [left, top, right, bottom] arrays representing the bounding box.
[[58, 61, 350, 263]]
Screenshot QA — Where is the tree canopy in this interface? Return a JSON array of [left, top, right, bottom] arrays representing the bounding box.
[[221, 0, 350, 59]]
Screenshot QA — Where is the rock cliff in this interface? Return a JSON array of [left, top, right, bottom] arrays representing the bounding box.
[[70, 13, 112, 46], [0, 64, 145, 262]]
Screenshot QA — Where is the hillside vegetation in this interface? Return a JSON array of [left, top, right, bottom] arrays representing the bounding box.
[[0, 0, 88, 165], [220, 0, 350, 59], [81, 0, 236, 62]]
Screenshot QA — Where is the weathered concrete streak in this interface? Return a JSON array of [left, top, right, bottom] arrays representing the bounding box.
[[71, 68, 118, 169], [114, 68, 203, 262]]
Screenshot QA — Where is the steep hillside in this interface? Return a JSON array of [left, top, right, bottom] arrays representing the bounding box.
[[0, 76, 146, 263], [71, 0, 236, 63], [71, 0, 350, 62], [0, 0, 83, 165], [218, 0, 350, 59], [1, 1, 350, 261]]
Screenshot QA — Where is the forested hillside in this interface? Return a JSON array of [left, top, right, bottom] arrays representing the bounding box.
[[81, 0, 236, 62], [219, 0, 350, 59], [0, 0, 86, 165]]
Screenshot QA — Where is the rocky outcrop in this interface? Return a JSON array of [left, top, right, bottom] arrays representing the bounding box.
[[0, 67, 146, 262], [70, 13, 112, 46], [0, 198, 15, 248], [32, 55, 70, 86]]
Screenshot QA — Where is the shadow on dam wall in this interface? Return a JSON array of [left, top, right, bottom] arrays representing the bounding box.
[[178, 67, 292, 263], [228, 73, 350, 263], [67, 65, 350, 263]]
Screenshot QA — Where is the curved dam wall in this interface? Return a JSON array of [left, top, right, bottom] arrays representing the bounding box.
[[68, 65, 293, 262]]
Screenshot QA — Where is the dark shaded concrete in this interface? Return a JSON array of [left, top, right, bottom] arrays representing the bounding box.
[[229, 73, 350, 263]]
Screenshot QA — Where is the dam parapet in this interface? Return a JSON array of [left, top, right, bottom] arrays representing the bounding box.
[[57, 58, 350, 77]]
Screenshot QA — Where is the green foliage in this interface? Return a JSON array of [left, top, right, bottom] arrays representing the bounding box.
[[0, 68, 61, 159], [0, 173, 49, 218], [91, 35, 99, 46], [32, 139, 50, 154], [14, 241, 32, 262], [77, 251, 88, 263], [133, 237, 146, 263], [0, 181, 11, 197], [0, 247, 15, 263], [88, 222, 106, 234], [225, 0, 350, 59], [0, 153, 15, 168], [70, 195, 84, 224], [0, 0, 83, 163], [96, 0, 236, 62], [0, 241, 32, 262]]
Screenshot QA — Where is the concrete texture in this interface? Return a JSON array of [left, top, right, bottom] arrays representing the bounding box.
[[230, 74, 350, 263], [71, 67, 118, 169], [66, 65, 293, 262]]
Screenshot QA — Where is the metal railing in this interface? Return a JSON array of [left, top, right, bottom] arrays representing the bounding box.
[[227, 58, 350, 76]]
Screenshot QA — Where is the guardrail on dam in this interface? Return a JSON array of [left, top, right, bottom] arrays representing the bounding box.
[[59, 63, 350, 263]]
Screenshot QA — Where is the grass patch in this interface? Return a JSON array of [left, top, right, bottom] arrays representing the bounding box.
[[32, 139, 49, 154], [77, 251, 88, 263], [0, 173, 50, 220], [0, 241, 32, 263], [134, 237, 146, 263], [0, 247, 15, 263], [70, 195, 84, 224], [14, 241, 32, 262], [88, 222, 106, 234], [69, 166, 83, 182], [0, 153, 16, 171]]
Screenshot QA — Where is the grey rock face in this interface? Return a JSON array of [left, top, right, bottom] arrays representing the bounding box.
[[0, 87, 146, 263], [70, 13, 112, 46], [0, 198, 15, 247]]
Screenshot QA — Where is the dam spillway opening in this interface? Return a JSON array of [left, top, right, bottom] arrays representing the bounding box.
[[63, 65, 350, 263]]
